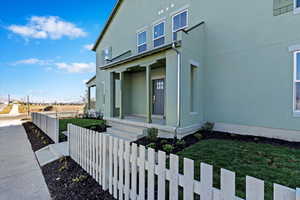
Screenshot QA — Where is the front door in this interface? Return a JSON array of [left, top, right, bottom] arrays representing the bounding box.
[[152, 79, 165, 115]]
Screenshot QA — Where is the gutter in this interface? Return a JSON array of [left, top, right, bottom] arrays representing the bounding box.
[[171, 42, 181, 139]]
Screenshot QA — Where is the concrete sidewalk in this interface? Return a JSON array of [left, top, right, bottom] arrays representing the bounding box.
[[0, 120, 51, 200]]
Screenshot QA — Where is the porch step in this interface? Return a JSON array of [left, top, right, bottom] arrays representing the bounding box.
[[107, 120, 146, 135], [107, 127, 144, 142]]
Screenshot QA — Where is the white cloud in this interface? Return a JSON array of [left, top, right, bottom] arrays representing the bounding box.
[[12, 58, 52, 65], [82, 79, 89, 84], [8, 16, 86, 40], [83, 44, 94, 50], [55, 62, 95, 73]]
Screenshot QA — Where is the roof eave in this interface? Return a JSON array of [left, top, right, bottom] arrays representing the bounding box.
[[92, 0, 123, 52]]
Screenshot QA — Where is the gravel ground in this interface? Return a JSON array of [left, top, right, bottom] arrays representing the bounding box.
[[23, 122, 54, 151], [42, 157, 114, 200]]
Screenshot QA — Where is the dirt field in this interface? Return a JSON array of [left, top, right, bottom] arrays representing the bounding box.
[[0, 104, 13, 114], [18, 104, 84, 113]]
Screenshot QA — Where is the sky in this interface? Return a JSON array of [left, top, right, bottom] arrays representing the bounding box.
[[0, 0, 116, 103]]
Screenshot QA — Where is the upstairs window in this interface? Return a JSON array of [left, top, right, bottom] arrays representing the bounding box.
[[153, 21, 165, 48], [294, 51, 300, 113], [295, 0, 300, 13], [137, 31, 147, 53], [172, 10, 188, 41]]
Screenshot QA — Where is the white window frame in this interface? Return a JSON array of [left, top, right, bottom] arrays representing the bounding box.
[[172, 9, 189, 40], [137, 30, 147, 53], [153, 20, 165, 48], [293, 51, 300, 115], [294, 0, 300, 14]]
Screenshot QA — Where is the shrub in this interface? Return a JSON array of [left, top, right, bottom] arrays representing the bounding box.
[[194, 133, 203, 140], [163, 144, 174, 154], [160, 139, 168, 145], [176, 140, 186, 148], [43, 106, 54, 111], [147, 128, 158, 142], [72, 175, 87, 183], [147, 143, 156, 149], [201, 122, 215, 133]]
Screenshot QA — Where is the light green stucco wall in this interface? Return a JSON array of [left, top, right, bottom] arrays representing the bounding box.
[[95, 0, 300, 132]]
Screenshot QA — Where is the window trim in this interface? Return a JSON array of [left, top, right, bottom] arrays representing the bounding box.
[[137, 30, 147, 53], [153, 20, 166, 48], [293, 51, 300, 115], [172, 9, 189, 40], [294, 0, 300, 14]]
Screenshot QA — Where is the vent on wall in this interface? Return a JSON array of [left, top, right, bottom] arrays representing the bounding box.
[[273, 0, 293, 16]]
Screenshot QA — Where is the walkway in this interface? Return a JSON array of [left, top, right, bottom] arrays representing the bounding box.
[[0, 120, 51, 200], [9, 104, 19, 115]]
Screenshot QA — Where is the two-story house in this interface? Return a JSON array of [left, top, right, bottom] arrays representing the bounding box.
[[89, 0, 300, 141]]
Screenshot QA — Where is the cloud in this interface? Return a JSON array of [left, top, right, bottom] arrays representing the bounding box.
[[83, 44, 94, 50], [82, 79, 89, 84], [55, 62, 95, 73], [12, 58, 52, 65], [8, 16, 86, 40]]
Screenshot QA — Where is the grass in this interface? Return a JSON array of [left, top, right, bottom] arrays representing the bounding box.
[[59, 118, 105, 134], [177, 139, 300, 200], [0, 104, 13, 114]]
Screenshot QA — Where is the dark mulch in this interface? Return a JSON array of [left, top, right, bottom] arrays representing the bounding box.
[[23, 122, 54, 151], [42, 157, 114, 200], [135, 130, 300, 154]]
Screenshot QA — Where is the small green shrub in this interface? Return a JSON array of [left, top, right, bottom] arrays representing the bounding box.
[[163, 144, 174, 154], [176, 140, 186, 148], [201, 122, 215, 133], [72, 175, 87, 183], [160, 139, 168, 145], [147, 143, 156, 149], [194, 133, 203, 140], [147, 128, 158, 142]]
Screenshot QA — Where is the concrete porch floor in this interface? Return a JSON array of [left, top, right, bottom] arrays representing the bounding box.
[[122, 115, 166, 125]]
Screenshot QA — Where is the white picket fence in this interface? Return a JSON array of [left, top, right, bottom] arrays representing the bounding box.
[[32, 112, 59, 143], [68, 124, 300, 200]]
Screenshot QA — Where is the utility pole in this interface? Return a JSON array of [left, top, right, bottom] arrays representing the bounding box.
[[8, 94, 10, 104], [27, 96, 30, 116]]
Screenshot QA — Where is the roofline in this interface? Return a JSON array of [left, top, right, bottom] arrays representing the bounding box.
[[99, 41, 181, 70], [92, 0, 122, 52], [86, 75, 96, 85]]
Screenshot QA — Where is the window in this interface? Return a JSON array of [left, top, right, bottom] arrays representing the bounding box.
[[137, 31, 147, 53], [172, 10, 188, 41], [190, 65, 197, 112], [103, 47, 112, 63], [294, 51, 300, 113], [153, 21, 165, 47], [294, 0, 300, 13]]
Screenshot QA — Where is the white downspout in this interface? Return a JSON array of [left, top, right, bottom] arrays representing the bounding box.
[[172, 42, 181, 139]]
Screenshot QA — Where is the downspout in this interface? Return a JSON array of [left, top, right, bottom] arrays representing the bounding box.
[[172, 42, 181, 139]]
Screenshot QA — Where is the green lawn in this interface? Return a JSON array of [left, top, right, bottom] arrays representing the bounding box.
[[177, 139, 300, 200], [59, 118, 105, 133]]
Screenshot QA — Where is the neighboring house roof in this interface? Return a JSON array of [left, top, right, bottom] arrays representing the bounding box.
[[92, 0, 122, 52]]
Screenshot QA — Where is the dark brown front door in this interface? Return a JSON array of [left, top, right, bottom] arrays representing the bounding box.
[[153, 79, 165, 115]]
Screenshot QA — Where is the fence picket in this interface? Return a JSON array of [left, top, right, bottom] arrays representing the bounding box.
[[157, 151, 166, 200], [200, 163, 213, 200], [109, 136, 114, 194], [138, 145, 146, 200], [183, 158, 194, 200], [246, 176, 264, 200], [113, 138, 119, 199], [296, 188, 300, 200], [274, 184, 296, 200], [118, 139, 124, 200], [147, 148, 155, 200], [102, 134, 109, 190], [124, 141, 130, 200], [169, 154, 179, 200], [130, 143, 138, 200], [221, 169, 235, 200], [99, 133, 103, 184]]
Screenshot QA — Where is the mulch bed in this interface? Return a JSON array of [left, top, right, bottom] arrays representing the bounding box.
[[23, 122, 54, 151], [135, 130, 300, 154], [42, 157, 114, 200]]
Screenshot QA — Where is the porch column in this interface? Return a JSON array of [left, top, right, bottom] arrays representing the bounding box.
[[87, 87, 91, 110], [146, 65, 152, 123], [119, 71, 125, 119]]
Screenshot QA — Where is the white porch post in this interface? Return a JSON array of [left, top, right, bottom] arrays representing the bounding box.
[[146, 65, 152, 123], [119, 71, 125, 119]]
